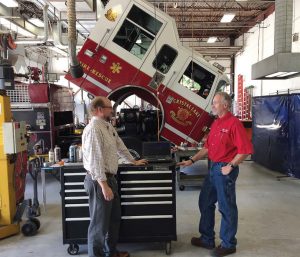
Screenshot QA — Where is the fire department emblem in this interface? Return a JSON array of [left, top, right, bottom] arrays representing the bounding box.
[[110, 62, 122, 74], [105, 8, 118, 22], [170, 107, 192, 126]]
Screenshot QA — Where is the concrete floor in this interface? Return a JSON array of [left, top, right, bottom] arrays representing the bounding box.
[[1, 161, 300, 257]]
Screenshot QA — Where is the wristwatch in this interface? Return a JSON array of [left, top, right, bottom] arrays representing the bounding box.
[[228, 163, 236, 169], [189, 156, 195, 163]]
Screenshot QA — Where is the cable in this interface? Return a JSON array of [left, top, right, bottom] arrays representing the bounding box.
[[153, 2, 161, 142]]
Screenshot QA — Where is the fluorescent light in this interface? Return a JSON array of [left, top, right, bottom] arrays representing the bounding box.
[[207, 37, 217, 43], [277, 72, 299, 77], [220, 13, 235, 23], [266, 72, 288, 78], [0, 0, 18, 8], [15, 40, 45, 44], [0, 18, 35, 37], [28, 18, 44, 28]]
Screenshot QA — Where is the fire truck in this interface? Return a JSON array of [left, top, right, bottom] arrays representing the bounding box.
[[66, 0, 229, 145]]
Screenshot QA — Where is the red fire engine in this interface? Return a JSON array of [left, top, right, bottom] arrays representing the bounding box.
[[66, 0, 229, 145]]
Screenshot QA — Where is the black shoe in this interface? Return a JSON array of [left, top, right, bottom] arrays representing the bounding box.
[[191, 237, 215, 249], [213, 245, 236, 257]]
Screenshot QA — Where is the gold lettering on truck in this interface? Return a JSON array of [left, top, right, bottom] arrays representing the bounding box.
[[79, 61, 112, 84]]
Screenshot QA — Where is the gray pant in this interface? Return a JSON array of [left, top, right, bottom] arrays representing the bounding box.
[[84, 174, 121, 257]]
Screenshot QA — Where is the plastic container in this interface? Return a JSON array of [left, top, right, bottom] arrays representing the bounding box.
[[54, 145, 61, 162], [76, 145, 82, 162], [48, 148, 54, 163], [69, 144, 77, 163]]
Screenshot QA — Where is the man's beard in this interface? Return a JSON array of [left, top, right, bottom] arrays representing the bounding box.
[[105, 115, 112, 122]]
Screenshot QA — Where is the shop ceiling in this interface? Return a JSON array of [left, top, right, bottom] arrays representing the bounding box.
[[0, 0, 275, 58]]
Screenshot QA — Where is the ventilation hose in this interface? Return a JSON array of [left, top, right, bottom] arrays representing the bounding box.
[[67, 0, 83, 78]]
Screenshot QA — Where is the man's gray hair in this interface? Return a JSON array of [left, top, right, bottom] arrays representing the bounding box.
[[215, 92, 232, 109]]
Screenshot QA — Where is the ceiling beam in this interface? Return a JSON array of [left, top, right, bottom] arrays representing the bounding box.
[[236, 3, 275, 38]]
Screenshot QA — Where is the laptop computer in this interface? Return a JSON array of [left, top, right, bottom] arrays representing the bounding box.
[[142, 141, 173, 163]]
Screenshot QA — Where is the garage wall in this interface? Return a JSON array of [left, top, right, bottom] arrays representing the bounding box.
[[234, 0, 300, 96]]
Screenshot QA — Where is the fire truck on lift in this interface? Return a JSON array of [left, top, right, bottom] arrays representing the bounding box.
[[66, 0, 229, 145]]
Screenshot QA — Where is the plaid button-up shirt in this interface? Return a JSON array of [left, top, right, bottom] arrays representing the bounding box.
[[82, 116, 134, 181]]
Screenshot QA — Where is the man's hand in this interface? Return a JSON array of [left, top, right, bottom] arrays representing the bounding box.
[[99, 181, 114, 201], [176, 159, 193, 167], [221, 165, 232, 175], [133, 159, 148, 165]]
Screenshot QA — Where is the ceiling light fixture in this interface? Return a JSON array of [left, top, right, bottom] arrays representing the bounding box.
[[277, 72, 299, 77], [15, 40, 45, 44], [0, 18, 35, 37], [28, 18, 44, 28], [0, 0, 18, 8], [207, 37, 217, 43], [265, 72, 288, 78], [220, 13, 235, 23]]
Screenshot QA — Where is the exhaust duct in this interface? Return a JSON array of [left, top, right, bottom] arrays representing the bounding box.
[[252, 0, 300, 80]]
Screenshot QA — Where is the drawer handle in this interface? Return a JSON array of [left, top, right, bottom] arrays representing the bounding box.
[[121, 201, 172, 205], [64, 173, 86, 176], [120, 171, 172, 174], [121, 215, 173, 219], [65, 196, 89, 200], [121, 180, 172, 184], [65, 182, 84, 185], [66, 218, 90, 221], [121, 194, 172, 198], [66, 204, 89, 207], [65, 189, 86, 193], [121, 187, 172, 191]]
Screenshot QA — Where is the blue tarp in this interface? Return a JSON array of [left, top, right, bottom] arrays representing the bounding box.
[[288, 95, 300, 178], [252, 94, 300, 178]]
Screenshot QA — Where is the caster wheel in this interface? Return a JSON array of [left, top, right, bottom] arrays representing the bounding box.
[[21, 220, 38, 236], [179, 185, 185, 191], [29, 217, 40, 230], [67, 244, 79, 255], [165, 241, 171, 255]]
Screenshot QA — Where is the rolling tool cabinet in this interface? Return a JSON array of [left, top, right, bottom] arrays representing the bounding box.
[[60, 163, 177, 255], [60, 163, 89, 255], [117, 163, 177, 254]]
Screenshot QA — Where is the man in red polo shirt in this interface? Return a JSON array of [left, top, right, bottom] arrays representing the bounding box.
[[178, 92, 253, 257]]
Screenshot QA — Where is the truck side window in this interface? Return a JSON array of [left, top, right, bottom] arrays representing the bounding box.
[[113, 5, 162, 59], [152, 45, 178, 74], [179, 61, 215, 99]]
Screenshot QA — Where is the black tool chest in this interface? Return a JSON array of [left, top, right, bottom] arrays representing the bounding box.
[[60, 163, 177, 255], [60, 164, 88, 255], [118, 163, 177, 254]]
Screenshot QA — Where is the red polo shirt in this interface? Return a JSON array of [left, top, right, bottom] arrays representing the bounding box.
[[204, 112, 253, 163]]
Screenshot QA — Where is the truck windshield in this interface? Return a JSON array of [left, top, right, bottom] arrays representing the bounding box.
[[179, 61, 215, 99], [113, 5, 162, 59]]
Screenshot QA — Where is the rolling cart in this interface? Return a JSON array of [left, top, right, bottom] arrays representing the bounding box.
[[60, 163, 177, 255]]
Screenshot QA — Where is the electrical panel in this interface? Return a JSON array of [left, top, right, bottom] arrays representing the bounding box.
[[2, 121, 27, 154]]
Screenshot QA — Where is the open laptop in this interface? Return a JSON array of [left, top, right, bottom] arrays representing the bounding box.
[[142, 141, 173, 163]]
